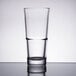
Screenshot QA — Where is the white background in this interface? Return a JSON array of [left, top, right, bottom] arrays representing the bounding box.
[[0, 0, 76, 62]]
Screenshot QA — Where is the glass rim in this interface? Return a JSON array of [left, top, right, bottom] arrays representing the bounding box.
[[24, 7, 50, 10]]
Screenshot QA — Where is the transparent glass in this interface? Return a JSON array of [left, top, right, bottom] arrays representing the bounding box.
[[24, 8, 50, 72]]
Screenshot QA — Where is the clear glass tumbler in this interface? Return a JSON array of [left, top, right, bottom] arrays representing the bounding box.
[[24, 8, 50, 72]]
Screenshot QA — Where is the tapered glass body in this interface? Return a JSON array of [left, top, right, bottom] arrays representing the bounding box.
[[24, 8, 50, 67]]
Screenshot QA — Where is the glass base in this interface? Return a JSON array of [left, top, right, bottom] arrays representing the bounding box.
[[27, 57, 46, 65]]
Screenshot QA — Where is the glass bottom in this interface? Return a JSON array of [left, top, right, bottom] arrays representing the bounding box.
[[27, 57, 46, 65]]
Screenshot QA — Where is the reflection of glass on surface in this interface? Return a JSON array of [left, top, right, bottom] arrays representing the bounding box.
[[27, 64, 46, 73], [28, 72, 46, 76], [0, 63, 76, 76]]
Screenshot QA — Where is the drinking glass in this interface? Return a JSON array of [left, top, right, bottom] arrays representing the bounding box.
[[24, 8, 50, 72]]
